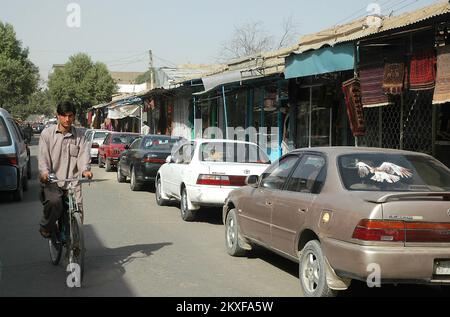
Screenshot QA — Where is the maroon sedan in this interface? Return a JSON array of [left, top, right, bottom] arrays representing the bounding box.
[[98, 132, 141, 171]]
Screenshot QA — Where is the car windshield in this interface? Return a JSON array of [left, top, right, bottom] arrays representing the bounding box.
[[338, 153, 450, 192], [111, 134, 140, 145], [93, 131, 108, 140], [142, 137, 179, 152], [0, 117, 12, 147], [200, 142, 270, 164]]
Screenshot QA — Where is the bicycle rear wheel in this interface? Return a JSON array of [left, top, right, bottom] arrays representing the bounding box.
[[48, 231, 62, 265], [68, 212, 85, 283]]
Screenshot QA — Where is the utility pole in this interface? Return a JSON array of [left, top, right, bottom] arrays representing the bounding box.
[[149, 50, 154, 90]]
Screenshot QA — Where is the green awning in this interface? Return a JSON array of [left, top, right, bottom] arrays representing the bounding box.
[[285, 43, 355, 79]]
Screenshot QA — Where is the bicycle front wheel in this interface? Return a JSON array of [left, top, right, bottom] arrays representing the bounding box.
[[68, 213, 85, 284], [48, 232, 62, 266]]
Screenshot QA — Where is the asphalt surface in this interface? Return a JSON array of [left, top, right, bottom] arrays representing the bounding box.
[[0, 136, 447, 297]]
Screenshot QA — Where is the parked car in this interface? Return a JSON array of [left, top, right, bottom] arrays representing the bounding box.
[[98, 132, 141, 171], [156, 139, 271, 221], [223, 147, 450, 297], [85, 129, 109, 163], [0, 108, 31, 201], [33, 123, 45, 134], [117, 135, 183, 191]]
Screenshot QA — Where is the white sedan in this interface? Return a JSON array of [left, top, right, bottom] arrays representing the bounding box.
[[156, 139, 271, 221]]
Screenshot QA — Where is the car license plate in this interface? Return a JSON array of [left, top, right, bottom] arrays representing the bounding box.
[[435, 260, 450, 275]]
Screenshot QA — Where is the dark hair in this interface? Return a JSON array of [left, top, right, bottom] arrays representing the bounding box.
[[143, 121, 148, 125], [57, 101, 76, 116]]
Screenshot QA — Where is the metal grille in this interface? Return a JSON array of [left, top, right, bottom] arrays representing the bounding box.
[[360, 90, 433, 154]]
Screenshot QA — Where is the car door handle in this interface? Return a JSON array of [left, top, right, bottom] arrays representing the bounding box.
[[299, 208, 308, 213], [266, 200, 273, 206]]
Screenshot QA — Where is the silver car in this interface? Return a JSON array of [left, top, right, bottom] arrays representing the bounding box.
[[0, 108, 31, 201]]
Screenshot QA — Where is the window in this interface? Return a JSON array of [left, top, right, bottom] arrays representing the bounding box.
[[338, 153, 450, 192], [200, 142, 270, 164], [173, 142, 195, 164], [112, 134, 140, 145], [129, 138, 141, 150], [9, 119, 23, 142], [0, 117, 11, 147], [285, 155, 326, 193], [103, 134, 111, 145], [260, 155, 299, 190], [142, 137, 180, 152], [93, 131, 108, 141]]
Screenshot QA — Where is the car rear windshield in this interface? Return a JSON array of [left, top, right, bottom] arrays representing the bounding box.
[[200, 142, 270, 164], [0, 117, 12, 147], [338, 153, 450, 192], [93, 131, 108, 140], [111, 134, 140, 145], [142, 137, 179, 152]]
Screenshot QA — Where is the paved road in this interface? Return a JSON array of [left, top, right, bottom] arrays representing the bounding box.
[[0, 137, 447, 297]]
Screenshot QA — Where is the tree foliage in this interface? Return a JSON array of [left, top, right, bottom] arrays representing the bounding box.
[[0, 21, 39, 118], [48, 53, 117, 121]]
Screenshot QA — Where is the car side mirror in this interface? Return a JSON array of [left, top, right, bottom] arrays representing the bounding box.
[[246, 175, 259, 187], [166, 155, 172, 164]]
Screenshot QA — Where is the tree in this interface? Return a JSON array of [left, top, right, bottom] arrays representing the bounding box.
[[0, 21, 39, 118], [218, 17, 299, 62], [48, 53, 117, 124], [23, 89, 55, 119]]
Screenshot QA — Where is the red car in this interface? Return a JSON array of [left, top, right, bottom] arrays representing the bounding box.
[[98, 132, 141, 171]]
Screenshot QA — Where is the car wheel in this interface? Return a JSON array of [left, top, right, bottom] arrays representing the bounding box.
[[299, 240, 337, 297], [180, 187, 195, 222], [12, 178, 23, 202], [117, 164, 126, 183], [105, 159, 112, 172], [22, 174, 29, 192], [156, 178, 169, 206], [27, 159, 31, 179], [130, 167, 141, 191], [98, 155, 104, 168], [225, 209, 246, 257]]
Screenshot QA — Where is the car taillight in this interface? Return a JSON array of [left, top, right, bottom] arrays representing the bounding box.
[[196, 174, 247, 186], [405, 222, 450, 243], [142, 157, 165, 164], [353, 220, 450, 243], [352, 220, 405, 242], [8, 155, 18, 166], [92, 143, 99, 149]]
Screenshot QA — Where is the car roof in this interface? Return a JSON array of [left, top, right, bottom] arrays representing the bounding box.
[[291, 146, 431, 157], [0, 108, 12, 119], [192, 139, 258, 146]]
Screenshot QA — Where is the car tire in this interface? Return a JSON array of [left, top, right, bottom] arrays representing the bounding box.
[[22, 174, 29, 192], [105, 159, 112, 172], [117, 164, 126, 183], [12, 178, 23, 202], [130, 167, 141, 191], [299, 240, 338, 297], [225, 209, 246, 257], [180, 187, 195, 222], [156, 178, 169, 206], [27, 159, 31, 179]]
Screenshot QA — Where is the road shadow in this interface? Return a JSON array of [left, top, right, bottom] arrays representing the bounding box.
[[163, 203, 223, 226], [0, 223, 172, 296], [78, 225, 173, 292]]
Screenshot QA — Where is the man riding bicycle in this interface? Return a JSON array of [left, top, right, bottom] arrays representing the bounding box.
[[38, 102, 93, 238]]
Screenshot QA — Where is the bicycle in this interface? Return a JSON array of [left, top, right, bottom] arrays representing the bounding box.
[[47, 175, 90, 286]]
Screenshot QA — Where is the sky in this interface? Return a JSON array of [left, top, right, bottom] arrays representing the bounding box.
[[0, 0, 443, 82]]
